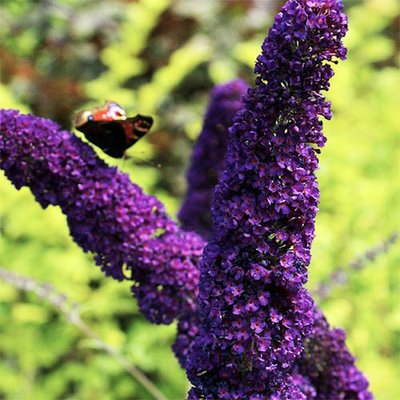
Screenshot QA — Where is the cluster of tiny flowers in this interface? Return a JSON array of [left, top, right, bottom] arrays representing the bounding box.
[[0, 110, 204, 324], [296, 308, 372, 399], [186, 0, 350, 398], [175, 83, 371, 398], [178, 80, 248, 240], [174, 80, 248, 367]]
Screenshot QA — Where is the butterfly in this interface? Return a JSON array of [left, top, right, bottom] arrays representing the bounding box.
[[73, 101, 153, 158]]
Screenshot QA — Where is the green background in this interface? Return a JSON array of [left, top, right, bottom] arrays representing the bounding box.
[[1, 0, 399, 398]]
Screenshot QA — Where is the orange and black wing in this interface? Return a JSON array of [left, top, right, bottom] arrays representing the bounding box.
[[119, 115, 153, 151], [76, 114, 153, 158]]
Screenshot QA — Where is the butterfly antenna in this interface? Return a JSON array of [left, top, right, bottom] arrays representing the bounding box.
[[121, 152, 130, 168], [129, 154, 162, 169]]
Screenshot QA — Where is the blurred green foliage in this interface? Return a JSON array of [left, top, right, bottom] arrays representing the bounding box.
[[1, 0, 399, 399]]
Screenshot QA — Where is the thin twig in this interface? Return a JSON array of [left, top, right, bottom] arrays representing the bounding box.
[[314, 231, 399, 301], [0, 267, 167, 400]]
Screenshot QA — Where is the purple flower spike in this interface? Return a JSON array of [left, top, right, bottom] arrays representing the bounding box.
[[186, 0, 351, 398], [0, 109, 204, 324], [296, 308, 372, 399], [174, 79, 248, 365], [179, 79, 248, 240]]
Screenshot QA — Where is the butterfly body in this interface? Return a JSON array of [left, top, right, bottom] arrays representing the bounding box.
[[73, 101, 153, 158]]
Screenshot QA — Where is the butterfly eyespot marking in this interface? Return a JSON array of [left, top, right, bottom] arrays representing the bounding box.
[[105, 101, 127, 120]]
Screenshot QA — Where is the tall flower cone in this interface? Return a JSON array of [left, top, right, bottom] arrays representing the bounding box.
[[184, 1, 370, 398]]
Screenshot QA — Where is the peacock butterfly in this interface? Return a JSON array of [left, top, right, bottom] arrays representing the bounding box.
[[73, 101, 153, 158]]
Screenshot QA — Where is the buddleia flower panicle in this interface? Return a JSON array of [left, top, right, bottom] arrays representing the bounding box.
[[0, 109, 204, 324], [296, 308, 372, 399], [185, 1, 363, 399], [179, 80, 249, 240], [173, 80, 248, 368]]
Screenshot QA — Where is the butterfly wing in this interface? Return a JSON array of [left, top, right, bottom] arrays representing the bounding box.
[[119, 115, 154, 149], [76, 120, 126, 158], [75, 115, 153, 158]]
